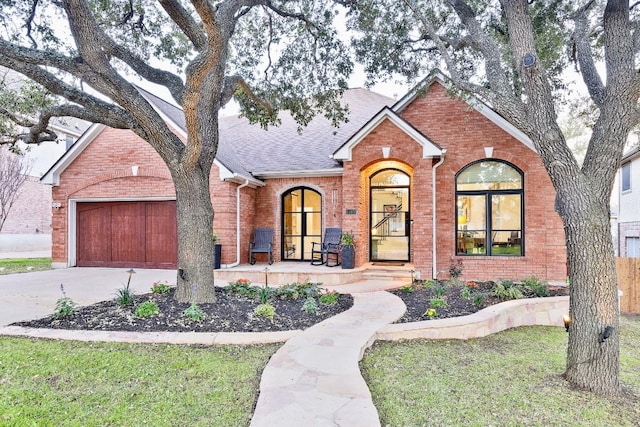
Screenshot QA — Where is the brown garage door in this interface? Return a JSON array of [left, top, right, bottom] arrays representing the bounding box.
[[77, 201, 177, 269]]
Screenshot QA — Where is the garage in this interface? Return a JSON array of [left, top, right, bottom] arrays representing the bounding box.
[[76, 201, 177, 269]]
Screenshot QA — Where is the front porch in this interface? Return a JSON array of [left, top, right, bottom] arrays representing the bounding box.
[[213, 261, 415, 289]]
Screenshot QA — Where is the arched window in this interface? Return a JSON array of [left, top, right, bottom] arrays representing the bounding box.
[[456, 161, 524, 256], [282, 187, 322, 261]]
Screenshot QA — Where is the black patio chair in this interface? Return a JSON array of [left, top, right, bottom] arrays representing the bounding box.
[[310, 228, 342, 267], [249, 228, 274, 265]]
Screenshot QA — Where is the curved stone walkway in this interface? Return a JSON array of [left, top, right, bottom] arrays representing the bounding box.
[[250, 291, 406, 427]]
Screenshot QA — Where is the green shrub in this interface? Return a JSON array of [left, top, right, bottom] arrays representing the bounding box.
[[521, 276, 550, 297], [183, 303, 205, 322], [301, 297, 318, 314], [492, 280, 523, 300], [473, 293, 485, 307], [254, 303, 276, 321], [135, 301, 160, 318], [319, 291, 339, 305], [257, 286, 275, 304], [151, 281, 171, 294], [422, 279, 435, 289], [433, 284, 446, 298], [53, 284, 77, 319], [400, 285, 415, 293], [275, 284, 301, 300], [227, 279, 257, 299], [115, 283, 135, 306], [460, 286, 473, 299], [429, 297, 448, 308]]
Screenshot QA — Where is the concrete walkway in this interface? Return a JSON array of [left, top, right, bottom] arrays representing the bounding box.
[[250, 291, 406, 427]]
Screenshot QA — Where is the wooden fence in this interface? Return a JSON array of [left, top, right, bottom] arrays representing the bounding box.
[[617, 257, 640, 314]]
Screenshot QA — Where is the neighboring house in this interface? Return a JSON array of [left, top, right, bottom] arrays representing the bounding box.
[[617, 147, 640, 257], [41, 72, 567, 281], [0, 67, 90, 252]]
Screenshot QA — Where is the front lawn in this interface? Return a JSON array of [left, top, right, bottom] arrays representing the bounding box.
[[361, 315, 640, 426], [0, 257, 52, 275], [0, 338, 277, 425]]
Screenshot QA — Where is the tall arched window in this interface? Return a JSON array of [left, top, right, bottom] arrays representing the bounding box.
[[456, 160, 524, 256], [282, 187, 322, 261]]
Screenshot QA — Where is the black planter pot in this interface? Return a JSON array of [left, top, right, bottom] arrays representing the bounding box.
[[341, 245, 355, 269], [213, 244, 222, 270]]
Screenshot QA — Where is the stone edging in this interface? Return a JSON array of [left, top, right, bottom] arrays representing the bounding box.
[[376, 296, 569, 341]]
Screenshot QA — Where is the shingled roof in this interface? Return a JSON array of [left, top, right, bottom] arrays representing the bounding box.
[[139, 86, 394, 180]]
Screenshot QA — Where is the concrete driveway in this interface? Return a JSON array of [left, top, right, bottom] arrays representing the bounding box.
[[0, 267, 176, 326]]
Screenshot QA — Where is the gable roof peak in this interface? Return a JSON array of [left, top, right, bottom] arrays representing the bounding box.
[[392, 70, 535, 152]]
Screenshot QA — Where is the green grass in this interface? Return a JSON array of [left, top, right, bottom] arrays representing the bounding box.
[[0, 257, 52, 275], [0, 338, 277, 426], [361, 315, 640, 427]]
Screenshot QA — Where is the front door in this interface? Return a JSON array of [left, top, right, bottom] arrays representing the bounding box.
[[370, 170, 410, 262], [282, 187, 322, 261]]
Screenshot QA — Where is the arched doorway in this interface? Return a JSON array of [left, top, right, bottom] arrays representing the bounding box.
[[282, 187, 322, 261], [370, 169, 410, 262]]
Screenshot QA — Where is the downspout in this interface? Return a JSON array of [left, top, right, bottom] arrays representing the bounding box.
[[222, 178, 250, 268], [432, 149, 447, 279]]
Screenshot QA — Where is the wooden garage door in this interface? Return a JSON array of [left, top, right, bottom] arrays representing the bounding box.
[[77, 201, 177, 269]]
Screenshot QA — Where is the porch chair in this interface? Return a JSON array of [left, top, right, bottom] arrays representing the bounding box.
[[310, 227, 342, 267], [249, 228, 274, 265]]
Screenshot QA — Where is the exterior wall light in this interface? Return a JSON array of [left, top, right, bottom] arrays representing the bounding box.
[[562, 314, 571, 332], [51, 202, 62, 210]]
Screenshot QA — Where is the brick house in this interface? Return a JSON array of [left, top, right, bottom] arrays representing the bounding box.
[[41, 73, 567, 281]]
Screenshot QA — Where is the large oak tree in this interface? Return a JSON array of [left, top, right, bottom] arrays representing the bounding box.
[[0, 0, 352, 303], [347, 0, 639, 395]]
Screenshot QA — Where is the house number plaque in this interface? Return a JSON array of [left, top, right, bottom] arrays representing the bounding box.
[[346, 209, 357, 215]]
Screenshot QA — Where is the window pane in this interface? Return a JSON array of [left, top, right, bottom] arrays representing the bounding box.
[[371, 170, 410, 186], [284, 236, 300, 259], [305, 189, 321, 209], [457, 195, 486, 231], [306, 212, 322, 235], [457, 195, 486, 255], [457, 231, 486, 255], [491, 194, 521, 230], [457, 161, 522, 191], [627, 237, 640, 257], [622, 163, 631, 192]]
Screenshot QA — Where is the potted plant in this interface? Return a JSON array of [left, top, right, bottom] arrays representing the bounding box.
[[212, 230, 222, 270], [341, 231, 355, 269]]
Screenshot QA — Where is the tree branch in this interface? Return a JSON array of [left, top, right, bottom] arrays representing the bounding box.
[[264, 1, 322, 33], [571, 0, 605, 106], [158, 0, 208, 51], [0, 54, 133, 126]]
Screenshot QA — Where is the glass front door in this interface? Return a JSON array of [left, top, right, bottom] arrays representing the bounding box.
[[282, 188, 322, 261], [370, 170, 410, 262]]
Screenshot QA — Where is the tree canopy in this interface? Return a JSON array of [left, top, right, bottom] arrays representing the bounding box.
[[0, 0, 354, 303]]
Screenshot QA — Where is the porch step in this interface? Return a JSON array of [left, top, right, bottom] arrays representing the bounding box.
[[361, 265, 414, 283]]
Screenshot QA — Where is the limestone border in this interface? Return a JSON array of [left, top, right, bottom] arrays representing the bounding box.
[[376, 296, 569, 341]]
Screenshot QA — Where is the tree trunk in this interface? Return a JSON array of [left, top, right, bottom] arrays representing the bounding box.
[[559, 180, 620, 395], [172, 164, 215, 303]]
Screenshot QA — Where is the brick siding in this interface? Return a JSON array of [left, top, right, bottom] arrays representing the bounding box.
[[50, 83, 567, 280]]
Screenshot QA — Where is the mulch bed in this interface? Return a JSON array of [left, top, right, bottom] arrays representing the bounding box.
[[14, 287, 354, 333], [392, 280, 569, 324], [13, 281, 569, 333]]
